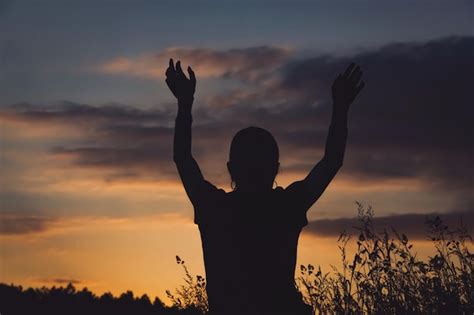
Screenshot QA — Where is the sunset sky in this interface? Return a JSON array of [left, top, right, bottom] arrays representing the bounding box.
[[1, 0, 473, 303]]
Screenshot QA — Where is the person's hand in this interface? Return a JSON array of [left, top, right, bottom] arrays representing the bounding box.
[[332, 63, 365, 114], [165, 58, 196, 102]]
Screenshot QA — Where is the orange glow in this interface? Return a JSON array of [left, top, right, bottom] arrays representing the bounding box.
[[2, 216, 442, 304], [93, 46, 294, 79]]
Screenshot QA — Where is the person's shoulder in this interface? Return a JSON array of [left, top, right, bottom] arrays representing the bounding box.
[[285, 180, 305, 191], [193, 183, 229, 226], [274, 183, 309, 227], [273, 181, 306, 197], [276, 181, 311, 207], [196, 180, 228, 205], [202, 180, 227, 193]]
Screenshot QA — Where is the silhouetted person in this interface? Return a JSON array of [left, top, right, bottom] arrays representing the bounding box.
[[166, 59, 364, 315]]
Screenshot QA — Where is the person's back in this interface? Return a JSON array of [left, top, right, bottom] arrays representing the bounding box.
[[197, 186, 309, 314], [165, 59, 364, 314]]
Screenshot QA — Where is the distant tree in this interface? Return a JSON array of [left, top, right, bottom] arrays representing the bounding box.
[[0, 282, 198, 315]]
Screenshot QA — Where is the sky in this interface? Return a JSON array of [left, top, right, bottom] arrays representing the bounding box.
[[1, 0, 473, 303]]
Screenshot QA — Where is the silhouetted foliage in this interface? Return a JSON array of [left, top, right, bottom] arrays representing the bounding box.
[[166, 255, 208, 313], [297, 202, 473, 314]]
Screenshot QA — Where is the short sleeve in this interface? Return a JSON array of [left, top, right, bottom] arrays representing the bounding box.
[[191, 180, 226, 225], [282, 180, 313, 227]]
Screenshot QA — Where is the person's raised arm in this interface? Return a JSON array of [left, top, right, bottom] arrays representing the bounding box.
[[166, 58, 207, 205], [287, 63, 365, 209]]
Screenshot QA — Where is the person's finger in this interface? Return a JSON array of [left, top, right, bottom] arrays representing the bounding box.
[[187, 66, 196, 81], [188, 66, 196, 87], [348, 66, 360, 82], [176, 60, 186, 78], [166, 58, 176, 77], [343, 63, 355, 78], [350, 68, 362, 85], [355, 80, 365, 96]]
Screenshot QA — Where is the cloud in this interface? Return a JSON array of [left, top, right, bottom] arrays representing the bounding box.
[[280, 36, 474, 202], [0, 101, 174, 126], [1, 36, 473, 213], [50, 144, 176, 179], [0, 216, 52, 235], [36, 278, 83, 285], [95, 46, 293, 82], [0, 101, 179, 180], [0, 213, 192, 236], [304, 210, 473, 240]]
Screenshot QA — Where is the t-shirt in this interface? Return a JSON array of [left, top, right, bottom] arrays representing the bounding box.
[[191, 180, 313, 314]]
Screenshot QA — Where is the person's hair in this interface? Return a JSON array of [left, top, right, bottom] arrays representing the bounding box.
[[227, 126, 279, 190]]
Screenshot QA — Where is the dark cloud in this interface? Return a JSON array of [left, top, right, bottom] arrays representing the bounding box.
[[50, 144, 177, 180], [285, 37, 473, 207], [51, 278, 82, 285], [0, 216, 51, 235], [1, 101, 174, 126], [1, 101, 179, 180], [36, 278, 82, 285], [304, 210, 474, 240]]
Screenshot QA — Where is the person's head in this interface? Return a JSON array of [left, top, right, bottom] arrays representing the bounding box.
[[227, 127, 280, 191]]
